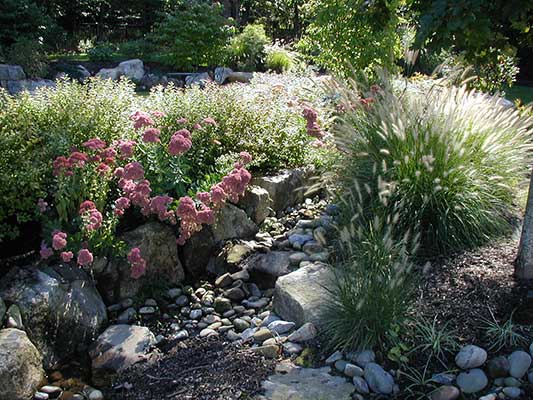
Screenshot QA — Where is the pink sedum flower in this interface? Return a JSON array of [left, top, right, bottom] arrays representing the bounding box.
[[196, 192, 211, 204], [142, 128, 161, 143], [37, 198, 48, 213], [79, 200, 96, 215], [151, 111, 166, 118], [192, 123, 202, 130], [127, 247, 147, 279], [83, 138, 107, 151], [130, 111, 154, 130], [40, 242, 54, 259], [177, 117, 188, 124], [123, 162, 144, 181], [77, 248, 94, 266], [239, 151, 252, 164], [52, 231, 67, 250], [60, 251, 74, 263], [202, 117, 218, 127], [168, 130, 192, 156], [117, 139, 136, 159]]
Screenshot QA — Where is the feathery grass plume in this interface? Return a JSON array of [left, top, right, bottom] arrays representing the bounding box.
[[326, 71, 533, 256], [321, 170, 419, 351]]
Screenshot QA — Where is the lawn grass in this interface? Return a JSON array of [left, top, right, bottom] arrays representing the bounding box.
[[505, 85, 533, 105]]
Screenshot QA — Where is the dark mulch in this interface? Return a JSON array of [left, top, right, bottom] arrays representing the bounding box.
[[109, 336, 276, 400], [415, 236, 533, 346]]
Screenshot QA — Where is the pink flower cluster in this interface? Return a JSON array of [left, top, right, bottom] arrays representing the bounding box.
[[127, 247, 147, 279], [168, 129, 192, 156], [79, 200, 103, 231], [142, 128, 161, 143], [175, 152, 253, 244], [116, 139, 136, 159], [37, 198, 48, 213], [77, 248, 93, 266], [302, 106, 324, 139], [130, 111, 154, 130], [52, 231, 67, 250]]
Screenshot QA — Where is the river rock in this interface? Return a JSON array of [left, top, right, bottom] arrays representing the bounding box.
[[0, 265, 107, 369], [508, 350, 531, 378], [487, 356, 510, 378], [0, 328, 44, 400], [364, 363, 394, 394], [287, 322, 317, 342], [456, 369, 488, 393], [430, 385, 460, 400], [90, 324, 156, 386], [455, 345, 487, 369], [99, 222, 185, 302], [273, 262, 333, 328]]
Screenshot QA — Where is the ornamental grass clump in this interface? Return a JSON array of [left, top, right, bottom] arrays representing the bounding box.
[[330, 74, 533, 256]]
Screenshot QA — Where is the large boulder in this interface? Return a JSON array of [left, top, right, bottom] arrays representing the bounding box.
[[97, 222, 185, 302], [273, 262, 333, 328], [117, 59, 145, 81], [180, 226, 217, 278], [214, 67, 233, 84], [246, 251, 292, 288], [0, 328, 45, 400], [6, 79, 55, 95], [185, 72, 212, 88], [0, 265, 107, 369], [238, 185, 272, 224], [253, 168, 314, 212], [0, 64, 25, 81], [211, 203, 259, 244], [96, 67, 121, 80], [89, 324, 156, 387]]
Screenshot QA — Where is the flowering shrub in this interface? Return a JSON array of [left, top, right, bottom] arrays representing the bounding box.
[[38, 112, 253, 278], [0, 74, 333, 242]]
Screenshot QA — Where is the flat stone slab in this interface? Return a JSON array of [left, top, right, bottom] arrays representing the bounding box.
[[260, 361, 354, 400], [273, 262, 334, 328]]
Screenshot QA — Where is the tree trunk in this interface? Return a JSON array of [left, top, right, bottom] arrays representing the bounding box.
[[516, 170, 533, 280]]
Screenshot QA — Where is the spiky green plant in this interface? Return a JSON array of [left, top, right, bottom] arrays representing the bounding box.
[[329, 73, 533, 257], [482, 309, 527, 351], [410, 316, 459, 368], [322, 172, 418, 351]]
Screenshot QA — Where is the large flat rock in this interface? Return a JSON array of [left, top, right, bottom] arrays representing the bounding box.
[[260, 361, 354, 400], [272, 262, 333, 328]]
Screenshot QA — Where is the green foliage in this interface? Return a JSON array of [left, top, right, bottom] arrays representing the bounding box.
[[226, 24, 270, 71], [300, 0, 405, 77], [5, 38, 49, 78], [265, 46, 294, 73], [119, 39, 156, 60], [0, 79, 137, 241], [329, 73, 533, 257], [87, 42, 117, 61], [152, 0, 231, 70]]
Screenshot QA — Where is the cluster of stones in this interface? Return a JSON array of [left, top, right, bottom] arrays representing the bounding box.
[[430, 344, 533, 400], [326, 350, 398, 397]]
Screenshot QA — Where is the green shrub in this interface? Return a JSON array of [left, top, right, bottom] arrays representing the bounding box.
[[87, 42, 117, 62], [330, 74, 533, 257], [119, 39, 156, 60], [226, 24, 270, 71], [300, 0, 404, 77], [152, 0, 231, 70], [265, 46, 294, 73], [6, 38, 49, 78]]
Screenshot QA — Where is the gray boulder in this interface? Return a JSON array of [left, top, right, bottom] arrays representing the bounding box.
[[211, 203, 258, 243], [0, 64, 25, 80], [252, 168, 314, 212], [238, 185, 272, 224], [456, 369, 488, 393], [117, 59, 145, 81], [0, 328, 45, 400], [364, 363, 395, 394], [98, 222, 185, 302], [0, 265, 107, 369], [90, 324, 156, 387], [180, 226, 216, 278], [185, 72, 212, 88], [508, 350, 531, 378], [214, 67, 233, 84], [76, 65, 91, 80], [246, 251, 292, 288], [227, 71, 254, 83], [96, 67, 121, 80], [273, 262, 333, 328], [7, 79, 55, 95]]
